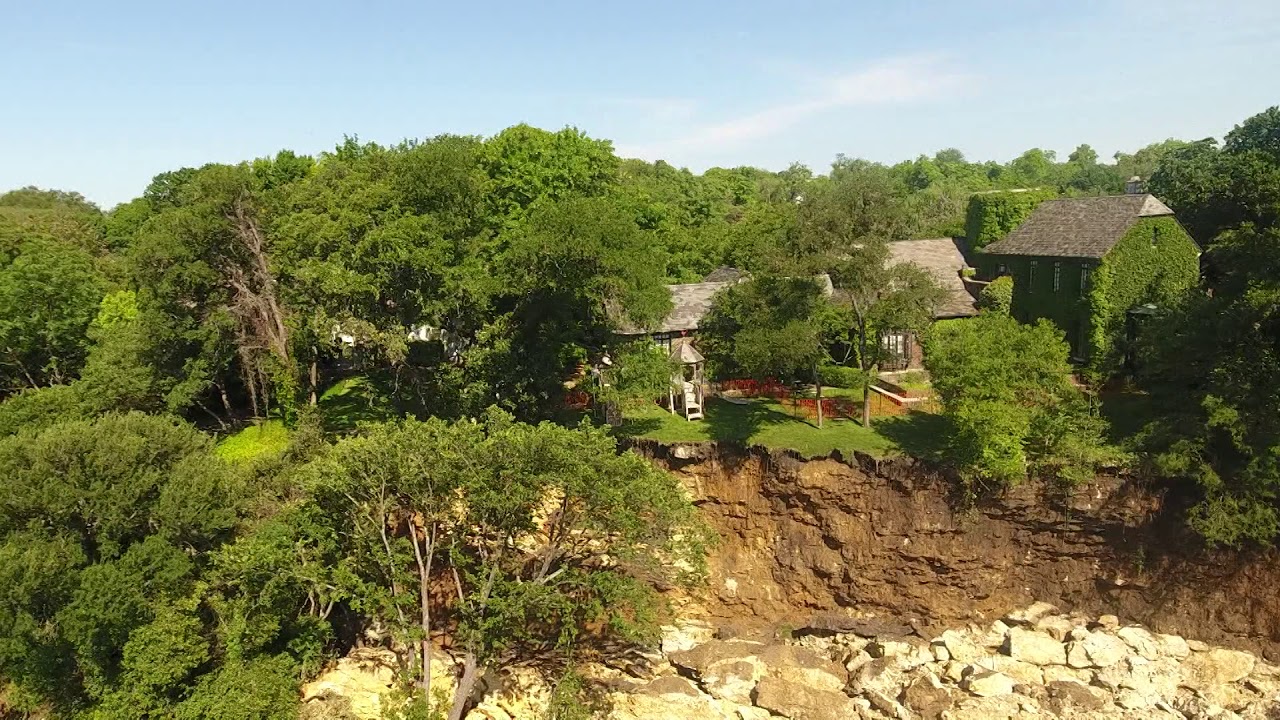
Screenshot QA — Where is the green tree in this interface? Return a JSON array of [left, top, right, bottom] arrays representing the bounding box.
[[793, 176, 945, 426], [592, 341, 679, 410], [701, 275, 836, 424], [299, 413, 708, 720], [0, 414, 249, 713], [925, 315, 1111, 490], [1136, 224, 1280, 546], [977, 275, 1013, 315], [467, 196, 671, 419], [483, 125, 619, 231], [0, 236, 105, 393]]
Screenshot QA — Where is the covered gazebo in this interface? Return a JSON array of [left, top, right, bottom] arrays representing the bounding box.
[[668, 337, 705, 421]]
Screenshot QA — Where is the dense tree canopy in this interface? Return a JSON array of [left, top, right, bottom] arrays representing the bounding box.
[[6, 108, 1280, 717]]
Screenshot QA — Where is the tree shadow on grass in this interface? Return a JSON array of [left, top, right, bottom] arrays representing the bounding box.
[[702, 397, 812, 445], [319, 376, 398, 434], [615, 416, 666, 438], [875, 411, 950, 463]]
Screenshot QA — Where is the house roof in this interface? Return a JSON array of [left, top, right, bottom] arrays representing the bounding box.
[[615, 273, 833, 335], [703, 265, 746, 282], [982, 193, 1174, 258], [887, 238, 979, 318], [615, 280, 738, 335]]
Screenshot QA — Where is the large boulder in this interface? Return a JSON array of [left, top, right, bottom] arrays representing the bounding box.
[[1117, 626, 1162, 661], [700, 659, 762, 705], [1094, 656, 1180, 703], [662, 621, 717, 654], [669, 640, 765, 678], [1003, 627, 1066, 666], [1042, 680, 1108, 714], [866, 636, 933, 670], [961, 670, 1015, 697], [1157, 634, 1192, 660], [467, 666, 551, 720], [944, 694, 1025, 720], [756, 643, 848, 693], [610, 676, 739, 720], [1181, 648, 1256, 690], [1065, 631, 1130, 668], [1033, 615, 1078, 642], [1005, 602, 1058, 626], [850, 657, 909, 698], [938, 629, 986, 664], [970, 656, 1043, 685], [752, 676, 864, 720]]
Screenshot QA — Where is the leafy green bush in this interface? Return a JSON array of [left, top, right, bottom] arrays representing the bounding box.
[[593, 341, 678, 408], [924, 315, 1113, 490], [0, 414, 314, 716], [964, 188, 1056, 250], [977, 276, 1013, 315], [819, 363, 862, 388]]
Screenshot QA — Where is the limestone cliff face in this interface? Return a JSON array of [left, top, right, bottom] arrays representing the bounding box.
[[630, 440, 1280, 660]]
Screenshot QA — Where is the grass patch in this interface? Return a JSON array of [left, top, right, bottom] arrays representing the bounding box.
[[618, 397, 909, 459], [319, 376, 398, 433], [216, 419, 290, 463]]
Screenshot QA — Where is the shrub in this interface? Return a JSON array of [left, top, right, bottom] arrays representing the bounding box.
[[819, 364, 862, 389], [924, 315, 1113, 489], [977, 276, 1013, 315]]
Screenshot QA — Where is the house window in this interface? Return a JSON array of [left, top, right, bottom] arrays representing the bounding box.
[[997, 264, 1008, 276], [880, 332, 911, 370], [1053, 262, 1062, 292], [1028, 261, 1037, 292], [1080, 265, 1091, 296]]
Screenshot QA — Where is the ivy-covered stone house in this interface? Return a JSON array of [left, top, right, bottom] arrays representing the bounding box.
[[976, 192, 1199, 375]]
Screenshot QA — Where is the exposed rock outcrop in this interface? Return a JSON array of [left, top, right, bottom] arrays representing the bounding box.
[[301, 606, 1280, 718], [629, 439, 1280, 661]]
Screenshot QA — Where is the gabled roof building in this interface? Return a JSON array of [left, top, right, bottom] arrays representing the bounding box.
[[976, 191, 1199, 371]]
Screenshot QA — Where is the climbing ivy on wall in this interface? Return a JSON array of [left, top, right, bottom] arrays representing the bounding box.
[[965, 188, 1057, 250], [1085, 216, 1200, 378]]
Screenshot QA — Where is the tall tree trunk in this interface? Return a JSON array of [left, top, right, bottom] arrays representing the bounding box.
[[447, 654, 479, 720], [862, 379, 872, 428], [217, 383, 233, 416], [246, 370, 260, 419], [309, 354, 319, 406], [410, 526, 434, 698]]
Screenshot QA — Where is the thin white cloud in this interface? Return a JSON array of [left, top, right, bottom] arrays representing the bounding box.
[[616, 55, 974, 161]]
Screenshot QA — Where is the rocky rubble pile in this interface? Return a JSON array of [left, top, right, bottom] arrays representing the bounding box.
[[301, 603, 1280, 720], [596, 603, 1280, 720]]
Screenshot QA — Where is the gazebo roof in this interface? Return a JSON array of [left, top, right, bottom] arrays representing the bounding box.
[[669, 337, 705, 364]]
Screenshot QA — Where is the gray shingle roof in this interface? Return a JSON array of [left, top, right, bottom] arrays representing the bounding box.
[[615, 280, 738, 335], [703, 266, 746, 282], [982, 194, 1174, 258], [616, 274, 832, 335], [887, 238, 979, 318]]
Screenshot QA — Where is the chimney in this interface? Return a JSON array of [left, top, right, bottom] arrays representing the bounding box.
[[1125, 176, 1144, 195]]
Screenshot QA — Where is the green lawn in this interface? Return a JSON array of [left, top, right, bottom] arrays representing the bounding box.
[[617, 397, 944, 460], [215, 419, 291, 463], [319, 376, 398, 433]]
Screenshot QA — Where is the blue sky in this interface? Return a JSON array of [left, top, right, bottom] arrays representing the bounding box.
[[3, 0, 1279, 208]]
